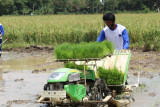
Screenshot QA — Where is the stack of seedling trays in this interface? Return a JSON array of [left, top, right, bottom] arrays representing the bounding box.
[[54, 41, 114, 61], [97, 50, 131, 92], [97, 67, 125, 85]]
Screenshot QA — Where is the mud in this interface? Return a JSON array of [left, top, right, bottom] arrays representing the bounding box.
[[127, 50, 160, 107], [14, 78, 24, 82], [129, 50, 160, 72], [0, 47, 160, 107], [4, 45, 54, 54]]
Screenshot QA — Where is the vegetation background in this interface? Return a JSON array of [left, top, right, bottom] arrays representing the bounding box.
[[0, 0, 160, 15]]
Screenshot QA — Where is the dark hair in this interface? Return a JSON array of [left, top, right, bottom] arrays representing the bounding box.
[[103, 13, 115, 22]]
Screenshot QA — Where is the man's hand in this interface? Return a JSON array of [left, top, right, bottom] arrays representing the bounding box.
[[0, 34, 2, 37]]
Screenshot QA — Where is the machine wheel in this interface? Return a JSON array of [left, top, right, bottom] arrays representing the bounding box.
[[125, 80, 128, 85], [91, 79, 110, 100], [43, 83, 50, 90]]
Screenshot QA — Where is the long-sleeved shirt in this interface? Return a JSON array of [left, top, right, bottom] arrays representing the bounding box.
[[97, 24, 129, 50], [0, 23, 4, 39]]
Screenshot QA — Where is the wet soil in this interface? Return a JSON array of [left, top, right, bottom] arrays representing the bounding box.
[[0, 46, 160, 107], [128, 50, 160, 107], [4, 45, 54, 54], [129, 50, 160, 72]]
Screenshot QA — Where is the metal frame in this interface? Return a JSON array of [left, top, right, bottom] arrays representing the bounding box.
[[55, 51, 132, 87], [113, 50, 131, 84], [56, 54, 112, 87]]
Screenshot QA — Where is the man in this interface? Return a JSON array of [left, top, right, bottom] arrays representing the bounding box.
[[0, 23, 4, 56], [97, 13, 129, 50]]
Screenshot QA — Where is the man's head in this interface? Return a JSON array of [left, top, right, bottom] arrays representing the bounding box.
[[103, 13, 115, 29]]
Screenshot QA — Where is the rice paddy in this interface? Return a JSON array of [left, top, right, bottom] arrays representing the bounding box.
[[0, 13, 160, 50]]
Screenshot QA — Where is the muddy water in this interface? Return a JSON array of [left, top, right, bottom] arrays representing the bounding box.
[[0, 51, 160, 107], [0, 52, 63, 107], [128, 71, 160, 107]]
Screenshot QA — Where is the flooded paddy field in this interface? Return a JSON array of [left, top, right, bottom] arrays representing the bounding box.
[[129, 50, 160, 107], [0, 46, 160, 107]]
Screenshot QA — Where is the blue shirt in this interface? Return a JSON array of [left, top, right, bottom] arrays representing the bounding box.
[[97, 24, 129, 50], [0, 24, 4, 36]]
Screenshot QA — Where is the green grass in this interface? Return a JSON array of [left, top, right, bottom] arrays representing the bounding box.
[[0, 14, 160, 51], [98, 67, 125, 85], [54, 41, 114, 59]]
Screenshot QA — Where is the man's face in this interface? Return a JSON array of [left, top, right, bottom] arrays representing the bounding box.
[[105, 20, 114, 28]]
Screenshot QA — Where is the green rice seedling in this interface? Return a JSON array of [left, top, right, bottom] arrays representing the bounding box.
[[54, 41, 114, 59], [54, 43, 74, 59], [64, 62, 89, 70], [97, 67, 124, 85]]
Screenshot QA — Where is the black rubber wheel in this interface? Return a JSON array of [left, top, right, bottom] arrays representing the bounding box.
[[125, 80, 128, 85], [43, 83, 50, 90]]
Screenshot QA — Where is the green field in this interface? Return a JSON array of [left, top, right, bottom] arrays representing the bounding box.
[[0, 13, 160, 50]]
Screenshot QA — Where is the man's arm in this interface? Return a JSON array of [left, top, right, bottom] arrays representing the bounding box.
[[97, 30, 105, 42], [122, 29, 129, 49], [0, 24, 4, 36]]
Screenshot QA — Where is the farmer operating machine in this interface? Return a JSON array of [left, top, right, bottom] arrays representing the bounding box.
[[38, 43, 138, 107]]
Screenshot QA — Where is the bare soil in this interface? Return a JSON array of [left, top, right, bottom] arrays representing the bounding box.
[[129, 50, 160, 72], [4, 45, 54, 53]]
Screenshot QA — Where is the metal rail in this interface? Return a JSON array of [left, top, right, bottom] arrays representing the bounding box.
[[55, 54, 112, 62]]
